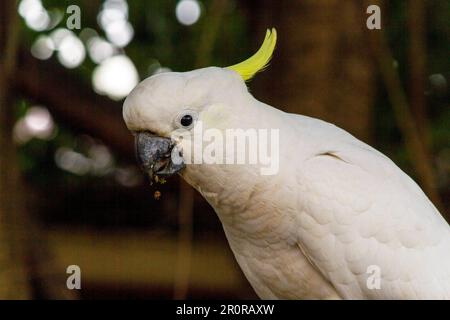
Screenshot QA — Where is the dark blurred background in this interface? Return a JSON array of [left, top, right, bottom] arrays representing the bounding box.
[[0, 0, 449, 299]]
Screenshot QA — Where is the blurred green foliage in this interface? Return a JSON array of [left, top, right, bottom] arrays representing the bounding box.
[[374, 1, 450, 187], [15, 0, 450, 225]]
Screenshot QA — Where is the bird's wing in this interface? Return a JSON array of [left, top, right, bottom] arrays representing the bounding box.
[[293, 121, 450, 299]]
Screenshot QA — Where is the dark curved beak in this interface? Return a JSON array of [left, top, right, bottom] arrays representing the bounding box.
[[135, 132, 185, 182]]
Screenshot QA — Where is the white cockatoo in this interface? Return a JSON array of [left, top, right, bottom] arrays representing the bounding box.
[[123, 29, 450, 299]]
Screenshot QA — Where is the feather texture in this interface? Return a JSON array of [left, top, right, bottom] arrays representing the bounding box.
[[123, 48, 450, 299]]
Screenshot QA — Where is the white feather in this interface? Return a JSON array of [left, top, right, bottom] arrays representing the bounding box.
[[123, 67, 450, 299]]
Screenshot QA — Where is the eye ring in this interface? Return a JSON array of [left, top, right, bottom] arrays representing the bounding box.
[[175, 109, 198, 129]]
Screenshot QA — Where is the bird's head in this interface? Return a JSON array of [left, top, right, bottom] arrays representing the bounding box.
[[123, 29, 277, 183]]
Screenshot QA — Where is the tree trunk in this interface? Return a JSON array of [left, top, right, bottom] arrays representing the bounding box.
[[0, 0, 32, 299], [0, 0, 78, 299]]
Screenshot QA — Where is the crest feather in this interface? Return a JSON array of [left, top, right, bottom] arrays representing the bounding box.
[[227, 28, 277, 81]]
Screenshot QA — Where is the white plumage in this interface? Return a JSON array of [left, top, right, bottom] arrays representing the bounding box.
[[123, 65, 450, 299]]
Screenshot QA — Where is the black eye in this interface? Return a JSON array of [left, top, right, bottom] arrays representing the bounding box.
[[180, 114, 193, 127], [175, 109, 198, 129]]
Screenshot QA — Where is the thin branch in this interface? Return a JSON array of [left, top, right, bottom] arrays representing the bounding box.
[[15, 50, 134, 159], [368, 23, 444, 213], [408, 0, 429, 145]]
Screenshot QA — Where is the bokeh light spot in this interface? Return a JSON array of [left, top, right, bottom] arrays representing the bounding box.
[[176, 0, 201, 26], [92, 55, 139, 100]]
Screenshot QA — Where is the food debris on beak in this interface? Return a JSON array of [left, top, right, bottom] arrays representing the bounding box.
[[135, 131, 185, 185]]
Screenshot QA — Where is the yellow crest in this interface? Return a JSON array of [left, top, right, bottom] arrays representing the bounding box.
[[227, 28, 277, 81]]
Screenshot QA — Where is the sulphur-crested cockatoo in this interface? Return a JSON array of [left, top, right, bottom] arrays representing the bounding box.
[[123, 29, 450, 299]]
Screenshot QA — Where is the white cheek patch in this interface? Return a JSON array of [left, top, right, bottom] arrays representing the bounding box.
[[199, 104, 230, 130]]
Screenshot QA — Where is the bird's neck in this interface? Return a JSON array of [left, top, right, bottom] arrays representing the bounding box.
[[180, 161, 292, 243], [179, 97, 294, 235]]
